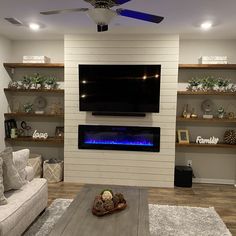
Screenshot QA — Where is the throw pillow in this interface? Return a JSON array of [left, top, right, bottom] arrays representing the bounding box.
[[13, 149, 30, 184], [0, 157, 7, 205], [1, 148, 24, 192]]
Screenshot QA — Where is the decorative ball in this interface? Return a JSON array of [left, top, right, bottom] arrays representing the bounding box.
[[224, 130, 236, 145], [101, 190, 113, 201], [103, 199, 115, 211]]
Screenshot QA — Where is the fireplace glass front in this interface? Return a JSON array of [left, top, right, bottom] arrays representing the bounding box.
[[78, 125, 160, 152]]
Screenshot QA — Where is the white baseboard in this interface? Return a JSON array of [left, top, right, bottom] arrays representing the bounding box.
[[193, 178, 235, 185]]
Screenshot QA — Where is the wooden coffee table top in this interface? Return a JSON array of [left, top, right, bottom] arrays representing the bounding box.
[[50, 184, 150, 236]]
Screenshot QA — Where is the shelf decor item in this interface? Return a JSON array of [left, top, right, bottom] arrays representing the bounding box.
[[217, 106, 225, 119], [187, 78, 201, 91], [224, 130, 236, 145], [43, 159, 63, 183], [34, 96, 47, 114], [44, 76, 58, 89], [32, 130, 48, 139], [177, 130, 190, 144], [201, 99, 214, 119], [23, 56, 51, 63], [199, 56, 228, 64], [55, 126, 64, 139], [92, 189, 127, 216], [23, 103, 33, 113], [196, 136, 219, 144]]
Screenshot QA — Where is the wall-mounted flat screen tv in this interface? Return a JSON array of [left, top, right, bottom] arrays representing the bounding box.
[[79, 64, 161, 113]]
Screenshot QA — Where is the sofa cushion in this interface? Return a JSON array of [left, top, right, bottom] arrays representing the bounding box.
[[0, 148, 24, 192], [25, 166, 34, 182], [0, 178, 48, 236], [0, 157, 7, 206], [13, 149, 30, 184]]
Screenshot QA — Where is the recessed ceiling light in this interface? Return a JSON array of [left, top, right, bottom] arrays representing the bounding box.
[[29, 23, 40, 31], [201, 21, 212, 30]]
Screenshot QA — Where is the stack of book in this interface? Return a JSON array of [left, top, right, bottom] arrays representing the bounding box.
[[200, 56, 228, 64], [23, 56, 51, 63]]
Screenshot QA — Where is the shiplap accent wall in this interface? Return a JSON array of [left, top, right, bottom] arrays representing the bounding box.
[[64, 34, 179, 187]]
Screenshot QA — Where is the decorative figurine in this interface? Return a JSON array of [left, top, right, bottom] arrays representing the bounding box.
[[217, 106, 225, 119], [201, 99, 214, 119], [190, 108, 198, 118]]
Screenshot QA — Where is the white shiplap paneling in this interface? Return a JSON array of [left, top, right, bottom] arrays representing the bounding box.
[[64, 34, 179, 187]]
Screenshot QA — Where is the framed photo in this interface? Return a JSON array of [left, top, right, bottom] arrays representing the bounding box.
[[177, 130, 189, 144], [55, 126, 64, 139]]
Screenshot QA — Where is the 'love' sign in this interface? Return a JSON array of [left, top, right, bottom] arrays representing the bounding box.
[[32, 130, 48, 139]]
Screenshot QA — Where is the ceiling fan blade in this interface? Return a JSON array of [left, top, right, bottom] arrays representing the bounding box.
[[114, 0, 131, 5], [116, 9, 164, 24], [40, 8, 89, 15]]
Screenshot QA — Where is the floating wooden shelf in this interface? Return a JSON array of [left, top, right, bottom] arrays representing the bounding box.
[[4, 88, 64, 94], [176, 117, 236, 123], [176, 142, 236, 148], [5, 136, 64, 144], [4, 63, 64, 69], [4, 113, 64, 118], [177, 91, 236, 96], [179, 64, 236, 69]]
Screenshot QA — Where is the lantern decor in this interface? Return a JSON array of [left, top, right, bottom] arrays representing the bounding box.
[[92, 189, 127, 216], [224, 130, 236, 145]]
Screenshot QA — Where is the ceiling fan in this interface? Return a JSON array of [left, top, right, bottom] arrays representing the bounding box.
[[40, 0, 164, 32]]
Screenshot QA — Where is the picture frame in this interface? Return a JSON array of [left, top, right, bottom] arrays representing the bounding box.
[[177, 129, 190, 144], [55, 126, 64, 139]]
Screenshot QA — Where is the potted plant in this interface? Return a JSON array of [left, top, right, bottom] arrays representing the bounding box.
[[187, 77, 201, 91], [22, 76, 32, 89], [44, 76, 57, 89], [201, 76, 216, 91], [33, 73, 45, 89]]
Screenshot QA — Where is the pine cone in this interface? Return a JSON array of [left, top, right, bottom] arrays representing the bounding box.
[[224, 130, 236, 144], [94, 198, 105, 212], [103, 199, 114, 211], [112, 194, 120, 207], [114, 193, 126, 204]]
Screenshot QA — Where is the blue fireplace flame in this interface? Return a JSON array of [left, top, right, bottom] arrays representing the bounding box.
[[84, 136, 153, 147]]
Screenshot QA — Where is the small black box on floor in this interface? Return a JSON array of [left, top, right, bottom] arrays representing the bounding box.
[[174, 166, 192, 187]]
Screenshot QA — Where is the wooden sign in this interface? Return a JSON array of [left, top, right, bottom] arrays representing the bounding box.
[[32, 130, 48, 139], [196, 136, 219, 144]]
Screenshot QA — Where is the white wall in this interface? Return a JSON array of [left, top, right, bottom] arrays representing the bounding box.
[[11, 40, 64, 62], [64, 34, 179, 187], [179, 39, 236, 64], [178, 39, 236, 184], [0, 35, 12, 151]]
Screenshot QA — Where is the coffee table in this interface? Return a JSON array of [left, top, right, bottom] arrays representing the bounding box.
[[49, 184, 150, 236]]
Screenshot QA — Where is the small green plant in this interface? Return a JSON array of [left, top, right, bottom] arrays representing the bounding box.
[[22, 76, 32, 88], [44, 76, 57, 89], [201, 76, 216, 91], [187, 77, 201, 91]]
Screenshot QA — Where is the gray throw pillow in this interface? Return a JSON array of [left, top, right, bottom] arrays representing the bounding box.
[[1, 148, 24, 192], [0, 157, 7, 205]]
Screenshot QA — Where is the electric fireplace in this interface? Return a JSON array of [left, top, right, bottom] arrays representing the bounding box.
[[78, 125, 160, 152]]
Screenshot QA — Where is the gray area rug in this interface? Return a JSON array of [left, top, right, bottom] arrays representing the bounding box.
[[24, 199, 232, 236]]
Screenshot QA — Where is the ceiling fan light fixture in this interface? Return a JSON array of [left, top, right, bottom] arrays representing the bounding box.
[[201, 21, 212, 30], [87, 8, 116, 25], [29, 23, 41, 31]]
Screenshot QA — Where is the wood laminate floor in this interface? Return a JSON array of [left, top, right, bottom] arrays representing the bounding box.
[[48, 182, 236, 236]]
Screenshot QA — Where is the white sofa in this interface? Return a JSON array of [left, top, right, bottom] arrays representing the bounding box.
[[0, 178, 47, 236], [0, 148, 48, 236]]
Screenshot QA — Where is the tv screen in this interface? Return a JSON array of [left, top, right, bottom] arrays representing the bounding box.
[[79, 64, 161, 113]]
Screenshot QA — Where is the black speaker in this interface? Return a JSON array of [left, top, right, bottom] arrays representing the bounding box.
[[174, 166, 192, 187]]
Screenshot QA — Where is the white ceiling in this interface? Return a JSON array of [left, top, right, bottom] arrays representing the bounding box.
[[0, 0, 236, 40]]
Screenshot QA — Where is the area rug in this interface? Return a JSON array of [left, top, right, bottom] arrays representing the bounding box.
[[24, 199, 232, 236]]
